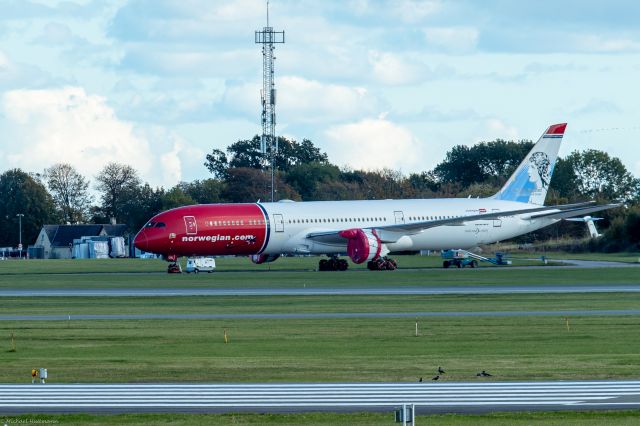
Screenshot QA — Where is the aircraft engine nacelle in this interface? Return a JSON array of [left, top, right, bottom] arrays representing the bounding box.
[[250, 254, 281, 264], [339, 228, 382, 264]]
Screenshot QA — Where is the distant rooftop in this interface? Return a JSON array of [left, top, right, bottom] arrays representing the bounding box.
[[42, 224, 128, 247]]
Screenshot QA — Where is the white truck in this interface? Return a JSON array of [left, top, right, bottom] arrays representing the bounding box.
[[185, 257, 216, 273]]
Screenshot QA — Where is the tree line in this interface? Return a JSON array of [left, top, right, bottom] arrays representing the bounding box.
[[1, 135, 638, 250]]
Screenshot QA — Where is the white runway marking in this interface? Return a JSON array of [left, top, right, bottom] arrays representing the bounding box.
[[2, 381, 640, 413]]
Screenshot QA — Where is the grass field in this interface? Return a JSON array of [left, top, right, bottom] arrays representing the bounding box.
[[0, 254, 554, 275], [2, 293, 639, 316], [4, 410, 640, 425], [4, 293, 639, 384], [1, 256, 639, 290], [1, 256, 639, 424], [3, 315, 640, 382], [509, 251, 640, 264]]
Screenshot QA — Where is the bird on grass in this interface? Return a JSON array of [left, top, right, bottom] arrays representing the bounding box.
[[432, 375, 440, 381], [438, 366, 446, 374], [476, 370, 492, 377], [418, 377, 423, 382]]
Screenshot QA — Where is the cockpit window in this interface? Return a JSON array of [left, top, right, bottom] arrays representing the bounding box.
[[145, 221, 156, 228], [155, 222, 166, 228]]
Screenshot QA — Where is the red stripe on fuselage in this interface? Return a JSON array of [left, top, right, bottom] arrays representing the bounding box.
[[140, 204, 267, 257]]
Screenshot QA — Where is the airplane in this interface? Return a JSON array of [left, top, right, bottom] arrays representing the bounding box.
[[133, 123, 620, 272]]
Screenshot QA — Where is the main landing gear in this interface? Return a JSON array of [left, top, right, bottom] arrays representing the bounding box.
[[367, 257, 397, 271], [318, 256, 349, 271]]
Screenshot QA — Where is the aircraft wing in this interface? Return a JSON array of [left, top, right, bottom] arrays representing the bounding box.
[[305, 201, 617, 245], [526, 203, 622, 221], [304, 231, 350, 246], [376, 201, 596, 234]]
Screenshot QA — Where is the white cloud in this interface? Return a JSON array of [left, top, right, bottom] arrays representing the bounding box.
[[0, 87, 183, 188], [118, 48, 258, 78], [424, 27, 479, 52], [476, 119, 519, 143], [34, 22, 74, 45], [223, 76, 380, 124], [574, 34, 640, 53], [324, 118, 426, 171], [394, 0, 441, 23], [0, 49, 53, 89], [368, 51, 425, 85], [0, 50, 9, 68]]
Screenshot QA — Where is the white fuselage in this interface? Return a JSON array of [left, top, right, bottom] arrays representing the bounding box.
[[260, 198, 556, 255]]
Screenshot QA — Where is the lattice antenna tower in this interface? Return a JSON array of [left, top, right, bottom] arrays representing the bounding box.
[[255, 0, 285, 202]]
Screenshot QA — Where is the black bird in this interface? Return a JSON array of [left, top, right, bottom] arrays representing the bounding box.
[[418, 377, 423, 382], [432, 375, 439, 381], [438, 366, 446, 374], [476, 370, 492, 377]]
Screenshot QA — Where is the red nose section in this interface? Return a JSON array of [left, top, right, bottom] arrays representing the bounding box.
[[133, 230, 148, 252]]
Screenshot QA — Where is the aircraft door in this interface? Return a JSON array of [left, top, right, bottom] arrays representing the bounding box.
[[394, 211, 405, 224], [184, 216, 198, 234], [273, 214, 284, 232]]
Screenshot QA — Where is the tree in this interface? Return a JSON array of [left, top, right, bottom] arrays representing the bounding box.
[[227, 137, 263, 170], [162, 186, 196, 210], [207, 136, 331, 176], [433, 145, 482, 187], [338, 168, 412, 200], [203, 149, 229, 179], [285, 162, 340, 200], [0, 169, 57, 247], [116, 183, 165, 233], [433, 140, 533, 187], [275, 137, 329, 171], [221, 168, 300, 203], [181, 179, 225, 204], [474, 140, 534, 182], [562, 150, 639, 203], [95, 163, 141, 223], [293, 138, 329, 165], [407, 172, 439, 197], [44, 163, 92, 223], [547, 157, 578, 202]]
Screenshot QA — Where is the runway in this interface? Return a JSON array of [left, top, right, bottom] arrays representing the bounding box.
[[2, 285, 640, 297], [2, 381, 640, 414], [2, 309, 640, 321]]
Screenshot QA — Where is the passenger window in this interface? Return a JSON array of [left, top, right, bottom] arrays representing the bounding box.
[[155, 222, 166, 228]]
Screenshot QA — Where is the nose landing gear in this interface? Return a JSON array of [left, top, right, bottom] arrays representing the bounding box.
[[318, 256, 349, 271], [167, 262, 182, 273], [165, 254, 182, 273]]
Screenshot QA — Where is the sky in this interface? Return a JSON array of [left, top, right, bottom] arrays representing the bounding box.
[[0, 0, 639, 189]]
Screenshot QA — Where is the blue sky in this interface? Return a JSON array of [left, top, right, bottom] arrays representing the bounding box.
[[1, 0, 639, 188]]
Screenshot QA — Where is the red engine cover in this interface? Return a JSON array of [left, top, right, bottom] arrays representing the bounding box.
[[339, 228, 382, 264]]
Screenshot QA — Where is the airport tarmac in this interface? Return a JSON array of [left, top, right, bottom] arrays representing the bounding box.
[[2, 381, 640, 414], [2, 285, 640, 297], [2, 309, 640, 321]]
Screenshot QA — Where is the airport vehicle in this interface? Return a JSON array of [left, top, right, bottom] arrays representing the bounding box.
[[134, 123, 620, 272], [441, 249, 511, 268], [441, 250, 478, 268], [185, 257, 216, 273]]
